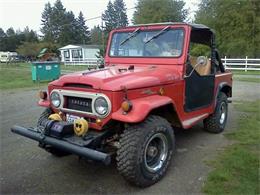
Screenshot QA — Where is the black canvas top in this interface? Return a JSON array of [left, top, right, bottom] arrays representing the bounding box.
[[120, 22, 212, 31]]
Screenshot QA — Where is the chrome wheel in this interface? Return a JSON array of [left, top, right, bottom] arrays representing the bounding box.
[[219, 102, 227, 125], [144, 133, 168, 173]]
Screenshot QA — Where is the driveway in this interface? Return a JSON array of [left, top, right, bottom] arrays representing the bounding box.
[[0, 81, 259, 194]]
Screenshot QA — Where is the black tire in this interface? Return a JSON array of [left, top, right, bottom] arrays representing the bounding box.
[[37, 108, 70, 157], [116, 115, 175, 187], [204, 92, 228, 133]]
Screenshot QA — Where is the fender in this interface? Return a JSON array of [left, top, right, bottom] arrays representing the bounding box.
[[112, 95, 173, 123], [215, 82, 232, 107]]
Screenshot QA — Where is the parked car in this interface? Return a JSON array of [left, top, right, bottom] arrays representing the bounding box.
[[11, 22, 232, 187]]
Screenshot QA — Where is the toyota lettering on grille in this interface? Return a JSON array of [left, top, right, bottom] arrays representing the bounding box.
[[71, 99, 90, 107], [66, 96, 92, 112]]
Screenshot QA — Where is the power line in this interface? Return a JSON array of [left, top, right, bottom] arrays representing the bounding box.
[[84, 6, 137, 22]]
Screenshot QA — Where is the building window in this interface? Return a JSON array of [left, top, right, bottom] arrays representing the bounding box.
[[64, 50, 70, 58], [72, 49, 82, 59]]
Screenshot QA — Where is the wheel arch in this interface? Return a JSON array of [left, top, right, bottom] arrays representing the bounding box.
[[111, 95, 181, 127], [215, 82, 232, 107], [149, 103, 182, 128]]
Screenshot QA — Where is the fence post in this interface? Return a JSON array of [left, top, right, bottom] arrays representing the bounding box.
[[245, 56, 248, 72], [224, 56, 227, 69]]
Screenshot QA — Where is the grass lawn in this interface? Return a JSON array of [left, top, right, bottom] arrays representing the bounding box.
[[203, 100, 260, 194], [0, 63, 90, 90], [0, 63, 48, 90], [231, 70, 260, 75], [234, 77, 260, 83]]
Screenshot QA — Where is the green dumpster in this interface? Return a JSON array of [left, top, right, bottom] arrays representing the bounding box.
[[31, 61, 60, 82]]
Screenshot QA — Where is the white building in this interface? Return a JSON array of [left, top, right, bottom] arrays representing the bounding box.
[[58, 44, 100, 65]]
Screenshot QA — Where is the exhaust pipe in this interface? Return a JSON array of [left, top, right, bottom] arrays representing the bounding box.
[[11, 125, 111, 165]]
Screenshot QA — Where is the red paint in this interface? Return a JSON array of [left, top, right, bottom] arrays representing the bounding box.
[[39, 23, 232, 130]]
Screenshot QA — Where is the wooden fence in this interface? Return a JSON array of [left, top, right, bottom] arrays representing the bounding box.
[[63, 56, 260, 72], [222, 56, 260, 72]]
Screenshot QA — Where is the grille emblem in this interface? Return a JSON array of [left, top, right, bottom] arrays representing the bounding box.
[[71, 99, 90, 107]]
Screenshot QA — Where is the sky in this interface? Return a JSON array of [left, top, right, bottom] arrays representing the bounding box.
[[0, 0, 199, 34]]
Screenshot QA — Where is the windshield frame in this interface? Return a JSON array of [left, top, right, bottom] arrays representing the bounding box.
[[108, 27, 185, 59]]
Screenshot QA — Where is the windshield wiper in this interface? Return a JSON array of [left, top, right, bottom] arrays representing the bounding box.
[[144, 26, 170, 44], [120, 27, 141, 46]]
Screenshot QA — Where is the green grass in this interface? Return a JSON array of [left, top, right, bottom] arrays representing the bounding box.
[[231, 70, 260, 75], [0, 63, 89, 90], [203, 100, 260, 195], [0, 63, 48, 90], [235, 77, 260, 83], [61, 64, 89, 72]]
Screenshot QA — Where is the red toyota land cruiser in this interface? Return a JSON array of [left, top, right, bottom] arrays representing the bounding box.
[[12, 22, 232, 187]]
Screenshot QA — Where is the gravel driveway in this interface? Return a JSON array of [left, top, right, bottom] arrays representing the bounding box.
[[0, 81, 259, 194]]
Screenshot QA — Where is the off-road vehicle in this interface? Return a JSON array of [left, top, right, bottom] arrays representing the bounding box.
[[11, 23, 232, 187]]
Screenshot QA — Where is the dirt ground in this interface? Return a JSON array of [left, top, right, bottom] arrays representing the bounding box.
[[0, 81, 259, 194]]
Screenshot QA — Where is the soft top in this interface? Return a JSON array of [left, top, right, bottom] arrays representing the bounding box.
[[116, 22, 211, 31]]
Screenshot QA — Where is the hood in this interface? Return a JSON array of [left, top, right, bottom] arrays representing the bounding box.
[[51, 65, 182, 91]]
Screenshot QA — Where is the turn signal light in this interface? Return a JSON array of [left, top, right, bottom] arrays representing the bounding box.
[[159, 87, 165, 95], [39, 90, 47, 100], [96, 118, 103, 126], [121, 100, 132, 112]]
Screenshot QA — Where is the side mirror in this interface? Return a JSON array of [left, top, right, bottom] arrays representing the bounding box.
[[185, 56, 207, 78], [196, 56, 207, 66]]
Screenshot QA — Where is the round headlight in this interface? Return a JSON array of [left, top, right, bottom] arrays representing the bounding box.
[[94, 97, 109, 116], [50, 91, 61, 108]]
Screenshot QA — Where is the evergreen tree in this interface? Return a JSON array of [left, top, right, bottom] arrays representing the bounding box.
[[113, 0, 128, 27], [90, 25, 103, 45], [58, 11, 78, 45], [0, 28, 5, 38], [41, 2, 54, 42], [102, 1, 117, 33], [51, 0, 67, 43], [0, 28, 7, 51], [23, 26, 38, 42], [102, 0, 128, 33], [133, 0, 187, 24], [6, 28, 15, 36], [76, 11, 90, 44]]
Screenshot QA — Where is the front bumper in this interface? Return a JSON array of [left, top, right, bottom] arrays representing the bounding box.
[[11, 125, 111, 165]]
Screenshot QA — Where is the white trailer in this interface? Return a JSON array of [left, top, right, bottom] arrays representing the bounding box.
[[0, 51, 18, 63]]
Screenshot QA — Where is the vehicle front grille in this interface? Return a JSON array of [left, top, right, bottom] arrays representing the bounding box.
[[65, 96, 92, 113]]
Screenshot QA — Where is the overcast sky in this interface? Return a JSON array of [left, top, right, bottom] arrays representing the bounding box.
[[0, 0, 199, 34]]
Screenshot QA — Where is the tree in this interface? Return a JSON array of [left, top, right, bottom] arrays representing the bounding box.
[[16, 42, 41, 59], [23, 26, 38, 42], [0, 27, 38, 52], [40, 0, 86, 46], [102, 0, 128, 32], [41, 2, 54, 42], [76, 11, 90, 44], [51, 0, 67, 43], [195, 0, 260, 58], [113, 0, 128, 27], [102, 1, 117, 33], [58, 11, 78, 45], [133, 0, 187, 24], [0, 28, 7, 51], [90, 25, 103, 45], [0, 28, 5, 38], [16, 41, 58, 59]]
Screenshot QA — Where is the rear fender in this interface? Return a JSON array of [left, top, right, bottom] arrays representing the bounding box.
[[215, 82, 232, 107], [111, 95, 174, 123]]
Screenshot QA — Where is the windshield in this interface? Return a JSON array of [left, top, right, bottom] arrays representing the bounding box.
[[109, 28, 184, 57]]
